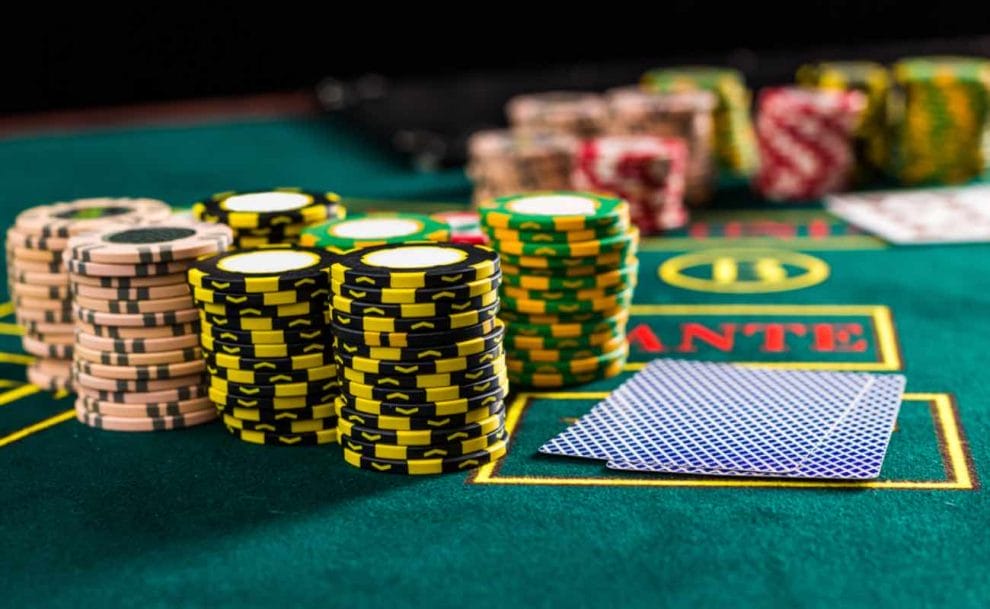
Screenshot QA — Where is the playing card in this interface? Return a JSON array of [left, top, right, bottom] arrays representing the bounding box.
[[826, 185, 990, 244], [608, 373, 906, 479], [539, 360, 875, 474]]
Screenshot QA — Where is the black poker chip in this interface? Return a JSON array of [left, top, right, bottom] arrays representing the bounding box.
[[330, 243, 499, 289]]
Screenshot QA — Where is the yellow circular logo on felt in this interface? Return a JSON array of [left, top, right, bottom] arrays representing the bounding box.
[[658, 249, 829, 293], [361, 245, 467, 269]]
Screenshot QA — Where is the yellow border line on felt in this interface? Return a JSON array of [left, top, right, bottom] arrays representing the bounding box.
[[0, 323, 24, 336], [0, 383, 40, 408], [622, 304, 901, 372], [639, 235, 887, 251], [0, 351, 34, 365], [0, 409, 74, 449], [470, 392, 974, 490], [0, 301, 14, 318]]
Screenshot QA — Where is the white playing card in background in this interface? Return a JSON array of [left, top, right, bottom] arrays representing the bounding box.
[[826, 184, 990, 244]]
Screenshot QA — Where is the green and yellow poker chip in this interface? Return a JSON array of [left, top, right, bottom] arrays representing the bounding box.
[[478, 192, 629, 231], [299, 214, 450, 251]]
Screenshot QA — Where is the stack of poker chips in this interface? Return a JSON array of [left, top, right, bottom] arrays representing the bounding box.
[[571, 135, 689, 234], [6, 198, 172, 391], [606, 86, 717, 206], [329, 243, 509, 475], [479, 192, 637, 388], [192, 188, 346, 248], [187, 247, 339, 446], [299, 214, 450, 253], [796, 61, 893, 182], [429, 210, 488, 245], [889, 56, 990, 185], [641, 66, 759, 176], [752, 87, 866, 201], [506, 91, 609, 139], [67, 221, 232, 431], [466, 130, 577, 204]]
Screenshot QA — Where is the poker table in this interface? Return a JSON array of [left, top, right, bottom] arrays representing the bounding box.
[[1, 105, 986, 609]]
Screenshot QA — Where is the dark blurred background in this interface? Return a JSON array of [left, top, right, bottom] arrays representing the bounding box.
[[7, 3, 990, 166]]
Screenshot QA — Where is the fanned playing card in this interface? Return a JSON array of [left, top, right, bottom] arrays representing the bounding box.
[[539, 360, 902, 478], [608, 372, 905, 479]]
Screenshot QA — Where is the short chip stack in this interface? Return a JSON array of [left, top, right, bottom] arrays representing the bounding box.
[[192, 188, 346, 248], [641, 66, 759, 176], [889, 56, 990, 185], [7, 197, 172, 391], [188, 247, 339, 446], [67, 221, 232, 431], [329, 243, 509, 474], [466, 129, 577, 204], [571, 135, 689, 234], [606, 86, 717, 206], [753, 87, 866, 201], [506, 91, 609, 138], [796, 61, 893, 182], [299, 214, 450, 253], [478, 192, 636, 388]]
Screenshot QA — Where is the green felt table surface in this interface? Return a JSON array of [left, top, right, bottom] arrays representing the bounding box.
[[0, 116, 987, 609]]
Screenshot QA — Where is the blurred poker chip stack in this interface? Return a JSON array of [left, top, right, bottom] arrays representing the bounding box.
[[466, 130, 577, 204], [479, 192, 636, 388], [571, 135, 689, 234], [192, 188, 346, 248], [68, 221, 232, 431], [753, 87, 866, 201], [299, 213, 450, 253], [188, 247, 339, 446], [429, 210, 488, 245], [641, 66, 759, 176], [329, 243, 509, 474], [506, 91, 609, 138], [606, 87, 717, 206], [796, 61, 893, 182], [889, 56, 990, 185], [7, 198, 172, 391]]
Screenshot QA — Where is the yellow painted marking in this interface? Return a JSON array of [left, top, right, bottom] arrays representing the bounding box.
[[712, 257, 737, 283], [0, 352, 35, 365], [472, 392, 973, 490], [640, 235, 886, 251], [0, 301, 14, 318], [0, 409, 75, 448], [0, 384, 41, 408], [0, 323, 25, 336], [659, 249, 830, 294]]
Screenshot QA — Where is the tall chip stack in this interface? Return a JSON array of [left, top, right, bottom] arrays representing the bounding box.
[[188, 247, 339, 445], [753, 87, 866, 201], [67, 221, 232, 431], [299, 214, 450, 253], [889, 56, 990, 185], [7, 198, 172, 391], [479, 192, 636, 388], [641, 66, 759, 176], [192, 188, 346, 248], [466, 130, 577, 204], [796, 61, 892, 183], [329, 243, 509, 474], [506, 92, 609, 138], [606, 87, 717, 206], [571, 135, 689, 235]]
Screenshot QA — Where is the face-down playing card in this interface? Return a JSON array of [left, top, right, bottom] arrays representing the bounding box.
[[539, 359, 895, 476], [608, 372, 906, 479]]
